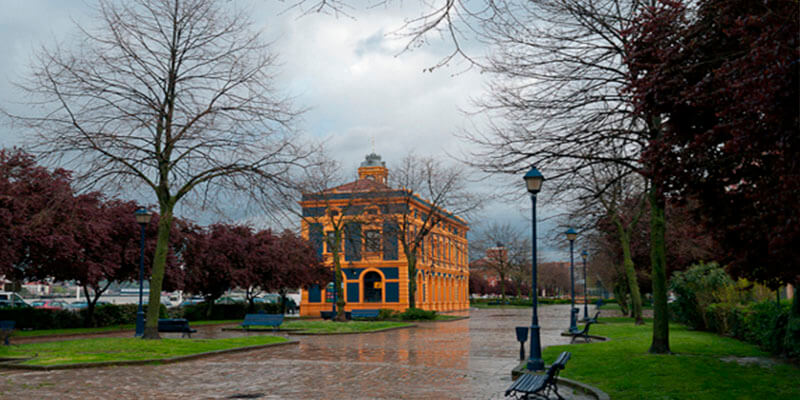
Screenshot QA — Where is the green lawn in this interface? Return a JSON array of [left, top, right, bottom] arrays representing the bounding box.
[[542, 317, 800, 399], [598, 303, 653, 311], [0, 335, 288, 366], [14, 320, 241, 338]]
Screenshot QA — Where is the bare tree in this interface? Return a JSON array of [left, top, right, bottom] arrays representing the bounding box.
[[470, 223, 531, 301], [386, 153, 482, 309], [538, 262, 570, 297], [571, 163, 648, 324], [296, 157, 379, 321], [7, 0, 312, 339], [457, 0, 672, 352]]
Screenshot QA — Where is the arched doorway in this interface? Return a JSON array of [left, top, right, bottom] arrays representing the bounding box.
[[363, 271, 383, 303]]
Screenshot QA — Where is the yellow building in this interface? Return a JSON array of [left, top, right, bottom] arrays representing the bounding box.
[[299, 153, 469, 316]]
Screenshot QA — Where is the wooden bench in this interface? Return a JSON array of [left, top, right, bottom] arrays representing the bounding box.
[[350, 309, 379, 320], [506, 351, 571, 400], [570, 320, 595, 343], [157, 318, 197, 338], [241, 313, 284, 331], [0, 320, 14, 346], [586, 311, 600, 324]]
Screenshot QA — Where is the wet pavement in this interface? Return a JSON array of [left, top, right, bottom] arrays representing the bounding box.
[[1, 305, 598, 399]]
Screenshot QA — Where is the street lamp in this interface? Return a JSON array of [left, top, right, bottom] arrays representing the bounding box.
[[523, 167, 545, 371], [565, 228, 578, 334], [134, 207, 152, 337], [581, 250, 589, 321]]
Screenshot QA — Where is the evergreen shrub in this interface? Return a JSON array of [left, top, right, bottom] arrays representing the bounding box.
[[397, 307, 437, 320], [670, 262, 799, 358]]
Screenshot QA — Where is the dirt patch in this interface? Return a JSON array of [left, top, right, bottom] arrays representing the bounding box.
[[719, 356, 780, 368]]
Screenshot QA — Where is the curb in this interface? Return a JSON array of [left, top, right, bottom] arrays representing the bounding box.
[[220, 327, 302, 333], [287, 324, 417, 335], [13, 321, 241, 343], [0, 339, 299, 371], [559, 332, 609, 342], [414, 316, 470, 323], [558, 377, 611, 400]]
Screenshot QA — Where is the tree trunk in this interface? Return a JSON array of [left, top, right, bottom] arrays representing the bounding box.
[[205, 297, 214, 319], [614, 278, 630, 316], [618, 228, 644, 325], [648, 185, 670, 353], [407, 253, 417, 309], [83, 286, 95, 328], [279, 289, 288, 314], [499, 272, 506, 302], [142, 204, 174, 339], [786, 284, 800, 358], [333, 260, 346, 322]]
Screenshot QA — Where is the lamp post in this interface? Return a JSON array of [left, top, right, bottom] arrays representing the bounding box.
[[523, 167, 545, 371], [565, 228, 578, 334], [581, 250, 589, 321], [134, 207, 152, 337]]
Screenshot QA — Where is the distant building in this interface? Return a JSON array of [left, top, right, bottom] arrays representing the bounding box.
[[22, 281, 51, 297], [299, 153, 469, 316], [470, 244, 509, 288]]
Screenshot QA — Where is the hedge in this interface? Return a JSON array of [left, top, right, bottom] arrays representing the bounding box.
[[180, 302, 281, 321], [669, 263, 799, 358], [701, 300, 799, 358], [0, 303, 168, 330]]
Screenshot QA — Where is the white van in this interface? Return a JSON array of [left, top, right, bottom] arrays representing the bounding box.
[[0, 292, 28, 307]]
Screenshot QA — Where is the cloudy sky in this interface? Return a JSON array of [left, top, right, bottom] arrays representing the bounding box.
[[0, 0, 569, 260]]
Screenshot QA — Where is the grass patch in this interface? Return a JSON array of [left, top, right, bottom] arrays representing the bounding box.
[[598, 303, 653, 311], [235, 320, 412, 334], [427, 314, 463, 321], [0, 335, 288, 366], [14, 320, 240, 338], [542, 319, 800, 399], [15, 325, 135, 338]]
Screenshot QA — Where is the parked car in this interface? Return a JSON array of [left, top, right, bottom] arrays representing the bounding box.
[[0, 292, 29, 308], [215, 296, 245, 305], [180, 297, 205, 307], [67, 301, 110, 310], [30, 300, 70, 310]]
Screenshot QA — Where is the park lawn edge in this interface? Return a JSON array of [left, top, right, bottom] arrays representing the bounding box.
[[224, 320, 415, 335], [14, 320, 242, 338], [538, 319, 800, 399], [0, 337, 296, 370]]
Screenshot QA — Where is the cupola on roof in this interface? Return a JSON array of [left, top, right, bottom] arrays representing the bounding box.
[[358, 153, 388, 184]]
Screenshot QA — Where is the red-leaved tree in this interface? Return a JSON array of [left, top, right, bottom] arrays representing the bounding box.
[[627, 0, 799, 289]]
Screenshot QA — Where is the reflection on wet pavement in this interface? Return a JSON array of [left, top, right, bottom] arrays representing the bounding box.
[[1, 305, 596, 399]]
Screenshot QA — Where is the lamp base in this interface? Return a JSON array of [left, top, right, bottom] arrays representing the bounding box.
[[135, 311, 145, 337]]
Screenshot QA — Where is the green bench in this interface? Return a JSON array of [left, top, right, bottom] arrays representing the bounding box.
[[1, 320, 14, 345], [241, 314, 283, 331], [350, 309, 379, 320], [506, 351, 571, 400]]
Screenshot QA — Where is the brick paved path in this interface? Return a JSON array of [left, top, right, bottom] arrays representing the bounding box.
[[0, 305, 596, 399]]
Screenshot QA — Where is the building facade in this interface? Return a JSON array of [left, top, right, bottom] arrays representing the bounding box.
[[299, 153, 469, 316]]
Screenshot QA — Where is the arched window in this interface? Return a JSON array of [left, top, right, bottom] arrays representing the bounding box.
[[363, 271, 382, 303]]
